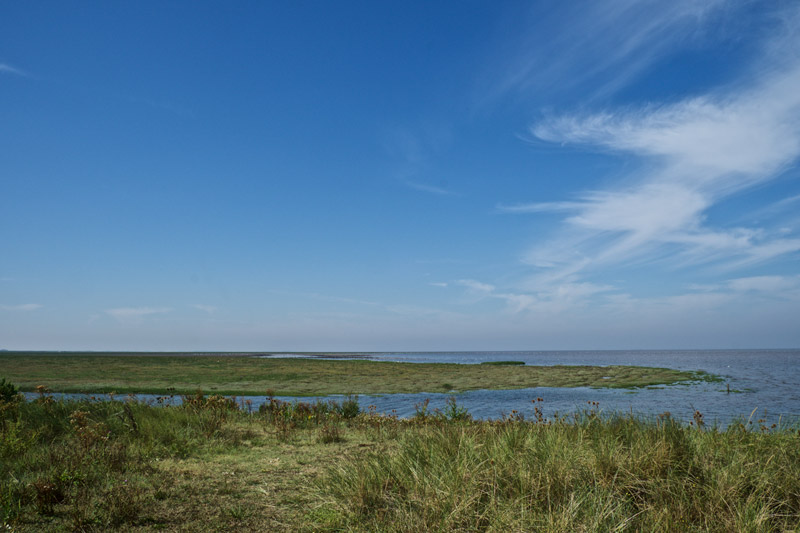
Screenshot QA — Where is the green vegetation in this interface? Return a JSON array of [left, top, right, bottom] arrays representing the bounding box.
[[0, 377, 19, 403], [1, 380, 799, 531], [320, 409, 800, 531], [0, 353, 717, 396]]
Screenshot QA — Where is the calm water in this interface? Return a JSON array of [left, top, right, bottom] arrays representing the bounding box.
[[25, 349, 800, 426], [355, 350, 800, 426]]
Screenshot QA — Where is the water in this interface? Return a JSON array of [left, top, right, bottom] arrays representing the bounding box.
[[356, 349, 800, 425], [24, 349, 800, 427]]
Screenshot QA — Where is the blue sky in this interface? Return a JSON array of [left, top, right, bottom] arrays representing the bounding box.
[[2, 1, 799, 351]]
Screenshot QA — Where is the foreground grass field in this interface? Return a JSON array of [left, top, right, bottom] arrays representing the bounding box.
[[0, 353, 719, 396], [1, 380, 798, 532]]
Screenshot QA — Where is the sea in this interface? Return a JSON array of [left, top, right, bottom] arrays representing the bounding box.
[[23, 349, 800, 427]]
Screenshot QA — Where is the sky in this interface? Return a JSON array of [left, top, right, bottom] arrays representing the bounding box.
[[2, 1, 799, 351]]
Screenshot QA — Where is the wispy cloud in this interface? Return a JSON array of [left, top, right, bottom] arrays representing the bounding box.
[[457, 279, 495, 293], [748, 194, 800, 221], [516, 6, 800, 285], [0, 63, 26, 77], [451, 272, 800, 344], [192, 304, 217, 314], [457, 277, 622, 314], [637, 275, 800, 314], [457, 279, 538, 313], [0, 303, 42, 311], [383, 123, 459, 197], [726, 275, 800, 294], [403, 180, 458, 196], [497, 201, 584, 214], [106, 307, 172, 322], [483, 0, 734, 104]]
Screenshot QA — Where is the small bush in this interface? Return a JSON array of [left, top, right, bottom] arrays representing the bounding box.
[[441, 396, 471, 422], [337, 394, 360, 419], [413, 398, 432, 421], [70, 410, 110, 450], [0, 378, 20, 403]]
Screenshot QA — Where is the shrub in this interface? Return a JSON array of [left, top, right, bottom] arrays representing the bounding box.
[[441, 396, 471, 422], [0, 378, 20, 404], [337, 394, 360, 419]]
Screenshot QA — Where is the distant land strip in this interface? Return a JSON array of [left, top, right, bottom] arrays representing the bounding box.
[[0, 353, 721, 397]]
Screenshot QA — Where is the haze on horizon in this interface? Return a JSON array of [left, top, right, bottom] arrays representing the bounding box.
[[2, 1, 799, 352]]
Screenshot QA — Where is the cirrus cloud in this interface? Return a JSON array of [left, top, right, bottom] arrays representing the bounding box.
[[0, 63, 26, 77], [106, 307, 172, 322], [517, 6, 800, 285], [0, 303, 43, 311]]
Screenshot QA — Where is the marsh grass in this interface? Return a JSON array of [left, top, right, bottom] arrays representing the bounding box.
[[1, 384, 798, 532], [0, 353, 717, 396], [318, 408, 800, 532]]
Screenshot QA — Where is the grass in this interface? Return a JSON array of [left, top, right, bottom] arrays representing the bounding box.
[[0, 353, 719, 396], [319, 412, 800, 532], [2, 380, 799, 532]]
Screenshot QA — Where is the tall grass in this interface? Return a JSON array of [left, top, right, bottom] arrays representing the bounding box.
[[2, 381, 799, 531], [318, 408, 800, 532]]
